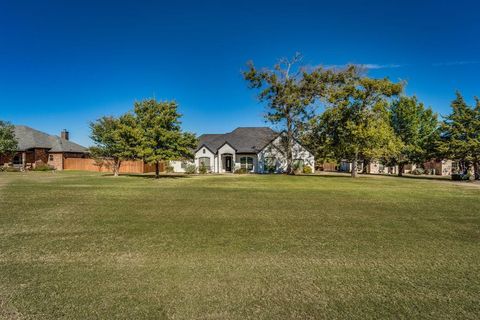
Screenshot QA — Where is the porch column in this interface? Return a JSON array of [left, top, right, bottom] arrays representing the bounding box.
[[22, 152, 26, 167]]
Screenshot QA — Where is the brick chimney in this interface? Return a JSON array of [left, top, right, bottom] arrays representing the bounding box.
[[61, 129, 69, 140]]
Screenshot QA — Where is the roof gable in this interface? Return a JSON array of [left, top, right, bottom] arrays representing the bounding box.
[[196, 127, 279, 154]]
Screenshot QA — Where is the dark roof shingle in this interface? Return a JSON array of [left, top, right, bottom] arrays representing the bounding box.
[[197, 127, 278, 153], [14, 125, 87, 153]]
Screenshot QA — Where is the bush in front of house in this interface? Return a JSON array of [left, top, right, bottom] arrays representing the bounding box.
[[452, 173, 472, 181], [185, 164, 196, 174], [165, 165, 174, 173], [32, 162, 54, 171], [234, 168, 247, 174], [0, 166, 19, 172], [411, 168, 424, 175], [198, 163, 208, 174], [302, 166, 313, 174]]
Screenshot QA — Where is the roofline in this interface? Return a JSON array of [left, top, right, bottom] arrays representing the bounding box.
[[195, 143, 216, 154], [216, 141, 238, 153], [258, 130, 314, 155]]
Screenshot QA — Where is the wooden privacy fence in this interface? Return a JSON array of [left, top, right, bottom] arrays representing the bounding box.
[[64, 158, 162, 174]]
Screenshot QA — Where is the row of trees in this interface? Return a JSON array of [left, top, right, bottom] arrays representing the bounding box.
[[90, 99, 196, 178], [244, 54, 479, 179]]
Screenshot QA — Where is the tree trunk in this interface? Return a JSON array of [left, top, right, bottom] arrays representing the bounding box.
[[155, 161, 160, 178], [286, 117, 294, 175], [351, 152, 358, 178], [113, 159, 121, 177], [398, 163, 404, 177], [362, 159, 368, 174], [473, 161, 479, 180]]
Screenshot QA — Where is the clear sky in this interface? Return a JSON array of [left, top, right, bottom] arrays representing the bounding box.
[[1, 0, 479, 147]]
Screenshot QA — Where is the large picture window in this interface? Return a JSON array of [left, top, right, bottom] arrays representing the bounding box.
[[240, 156, 254, 170]]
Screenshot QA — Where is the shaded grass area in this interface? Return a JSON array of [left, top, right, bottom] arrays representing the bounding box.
[[0, 172, 479, 319]]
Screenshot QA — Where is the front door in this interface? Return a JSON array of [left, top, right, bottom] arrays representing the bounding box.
[[225, 156, 232, 172]]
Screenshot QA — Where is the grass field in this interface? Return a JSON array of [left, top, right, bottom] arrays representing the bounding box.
[[0, 172, 479, 319]]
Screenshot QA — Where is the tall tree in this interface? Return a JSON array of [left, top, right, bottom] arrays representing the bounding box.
[[438, 92, 480, 179], [243, 53, 333, 174], [312, 66, 403, 177], [389, 96, 438, 176], [0, 121, 18, 159], [134, 99, 197, 178], [89, 113, 140, 177]]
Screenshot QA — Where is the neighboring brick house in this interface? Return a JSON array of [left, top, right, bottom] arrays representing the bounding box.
[[0, 125, 88, 170]]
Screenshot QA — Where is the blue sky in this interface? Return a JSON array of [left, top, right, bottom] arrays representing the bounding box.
[[1, 0, 479, 146]]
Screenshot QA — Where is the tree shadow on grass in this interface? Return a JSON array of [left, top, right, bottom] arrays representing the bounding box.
[[101, 173, 191, 179], [298, 172, 453, 182]]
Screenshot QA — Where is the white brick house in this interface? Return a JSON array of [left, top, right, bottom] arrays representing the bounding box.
[[171, 127, 314, 173]]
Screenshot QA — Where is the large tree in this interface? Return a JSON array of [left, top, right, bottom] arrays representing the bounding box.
[[438, 92, 480, 179], [243, 53, 334, 174], [310, 66, 403, 177], [0, 120, 18, 159], [89, 113, 140, 177], [389, 96, 439, 176], [134, 99, 197, 178]]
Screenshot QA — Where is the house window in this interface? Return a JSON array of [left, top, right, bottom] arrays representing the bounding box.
[[264, 157, 276, 173], [13, 154, 21, 165], [203, 148, 206, 154], [181, 161, 189, 169], [198, 157, 210, 169], [240, 157, 254, 170], [49, 154, 54, 161]]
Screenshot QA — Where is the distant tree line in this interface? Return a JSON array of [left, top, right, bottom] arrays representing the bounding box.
[[244, 53, 480, 180]]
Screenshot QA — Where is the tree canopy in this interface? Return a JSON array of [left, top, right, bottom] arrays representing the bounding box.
[[389, 96, 439, 176], [307, 66, 403, 177], [135, 99, 197, 178], [89, 113, 140, 176], [437, 92, 480, 179], [0, 120, 18, 157], [243, 53, 336, 174]]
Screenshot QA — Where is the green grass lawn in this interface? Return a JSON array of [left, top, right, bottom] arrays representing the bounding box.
[[0, 172, 479, 319]]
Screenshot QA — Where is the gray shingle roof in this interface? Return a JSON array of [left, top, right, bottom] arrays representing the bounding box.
[[197, 127, 278, 153], [14, 125, 87, 153]]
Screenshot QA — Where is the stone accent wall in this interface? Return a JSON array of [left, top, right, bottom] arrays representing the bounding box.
[[48, 153, 64, 170]]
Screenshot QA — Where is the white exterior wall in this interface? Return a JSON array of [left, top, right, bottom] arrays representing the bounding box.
[[235, 154, 258, 173], [195, 147, 216, 172], [257, 135, 314, 173], [217, 143, 236, 173], [170, 160, 186, 173]]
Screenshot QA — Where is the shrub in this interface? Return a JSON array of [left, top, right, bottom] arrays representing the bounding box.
[[0, 166, 19, 172], [302, 166, 313, 174], [411, 168, 424, 175], [234, 168, 247, 174], [198, 163, 208, 174], [185, 164, 196, 174], [165, 165, 174, 173], [32, 163, 54, 171], [452, 173, 472, 181]]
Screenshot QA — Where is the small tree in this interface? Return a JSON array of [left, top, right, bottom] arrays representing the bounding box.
[[243, 53, 333, 174], [134, 99, 197, 178], [389, 96, 439, 176], [89, 113, 140, 177], [0, 121, 18, 160]]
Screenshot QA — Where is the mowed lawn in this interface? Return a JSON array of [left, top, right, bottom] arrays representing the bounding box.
[[0, 172, 479, 319]]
